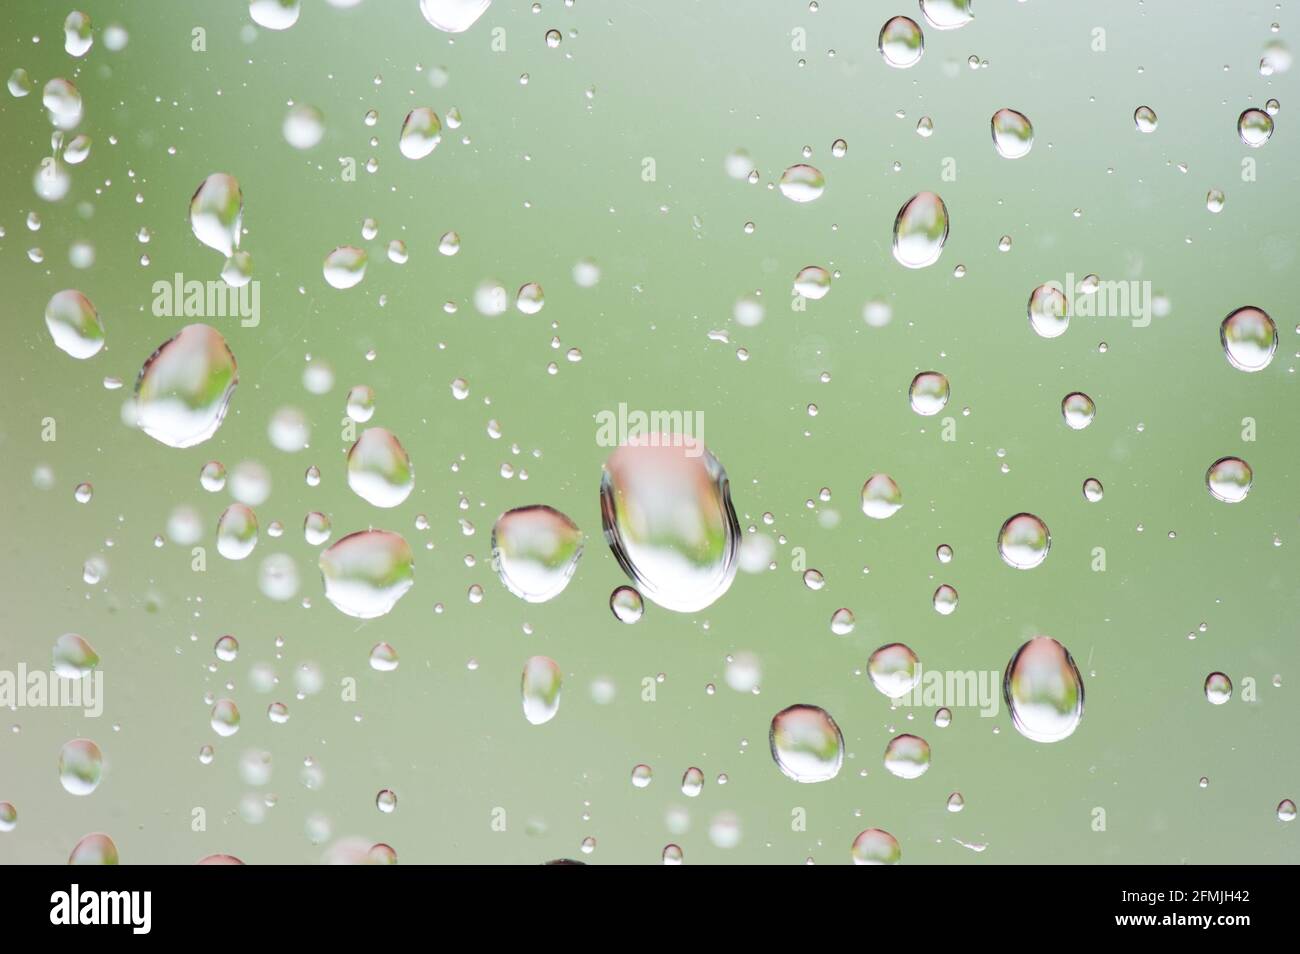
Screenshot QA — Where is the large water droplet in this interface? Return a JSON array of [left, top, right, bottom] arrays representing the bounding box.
[[134, 324, 238, 448], [1204, 672, 1233, 705], [860, 473, 903, 519], [1206, 457, 1252, 503], [318, 529, 415, 619], [521, 655, 562, 725], [892, 191, 948, 268], [216, 504, 259, 560], [490, 505, 584, 602], [878, 16, 924, 68], [1220, 306, 1277, 372], [64, 12, 93, 57], [189, 174, 243, 257], [851, 828, 901, 865], [919, 0, 973, 30], [1027, 283, 1069, 338], [600, 437, 740, 613], [1061, 391, 1096, 429], [778, 164, 825, 202], [249, 0, 301, 31], [323, 246, 367, 289], [59, 739, 103, 795], [1003, 636, 1084, 743], [43, 78, 82, 130], [908, 371, 949, 415], [44, 289, 104, 359], [883, 733, 931, 778], [867, 643, 921, 698], [346, 427, 414, 508], [1238, 108, 1274, 147], [53, 633, 99, 678], [990, 108, 1034, 158], [419, 0, 492, 33], [769, 704, 844, 783], [69, 832, 118, 865], [399, 107, 442, 159], [997, 513, 1050, 569]]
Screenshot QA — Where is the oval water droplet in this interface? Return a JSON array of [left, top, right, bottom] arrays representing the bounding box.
[[908, 371, 950, 416], [600, 437, 740, 613], [1220, 306, 1277, 372], [53, 634, 99, 678], [318, 529, 415, 619], [990, 108, 1033, 159], [778, 164, 825, 203], [769, 704, 844, 783], [189, 174, 243, 258], [1206, 457, 1252, 503], [919, 0, 973, 30], [134, 324, 238, 448], [399, 107, 442, 159], [860, 473, 903, 519], [878, 16, 924, 68], [1061, 392, 1096, 430], [346, 427, 414, 508], [249, 0, 301, 31], [830, 607, 856, 635], [1238, 108, 1274, 147], [1003, 636, 1084, 743], [69, 833, 118, 865], [419, 0, 492, 33], [59, 739, 103, 795], [997, 513, 1050, 569], [1204, 672, 1233, 705], [521, 655, 562, 725], [323, 246, 367, 289], [867, 643, 921, 698], [490, 505, 583, 603], [892, 191, 948, 268], [851, 828, 901, 865], [216, 504, 259, 560], [44, 289, 104, 359], [610, 585, 644, 623], [1134, 105, 1158, 133], [1027, 283, 1069, 338], [883, 733, 931, 779]]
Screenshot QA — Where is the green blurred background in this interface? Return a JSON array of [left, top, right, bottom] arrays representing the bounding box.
[[1, 0, 1297, 863]]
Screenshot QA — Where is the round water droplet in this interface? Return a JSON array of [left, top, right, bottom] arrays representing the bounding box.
[[214, 634, 239, 662], [53, 634, 98, 678], [1279, 799, 1298, 822], [631, 764, 653, 788], [319, 530, 415, 619], [1027, 283, 1069, 338], [892, 191, 948, 268], [1003, 636, 1084, 743], [1134, 105, 1158, 133], [932, 583, 958, 615], [189, 174, 243, 257], [793, 265, 831, 299], [521, 655, 562, 725], [769, 704, 844, 783], [304, 511, 332, 546], [600, 437, 740, 613], [908, 371, 950, 415], [134, 324, 238, 448], [249, 0, 301, 30], [867, 643, 921, 698], [283, 104, 324, 149], [376, 789, 397, 813], [44, 289, 104, 359], [1204, 672, 1232, 705], [1082, 477, 1104, 502], [59, 739, 103, 795], [1206, 457, 1252, 503], [990, 108, 1034, 159], [919, 0, 973, 30], [830, 607, 856, 636], [419, 0, 492, 33], [878, 16, 924, 68], [370, 642, 399, 671], [216, 504, 258, 560], [1220, 306, 1276, 372], [851, 828, 901, 865], [1238, 108, 1274, 147], [323, 246, 367, 289], [681, 766, 704, 797], [1206, 188, 1225, 213], [1061, 392, 1096, 429], [346, 428, 414, 508], [883, 733, 931, 779], [399, 107, 442, 159], [778, 163, 825, 202], [69, 833, 118, 865], [490, 505, 583, 603], [997, 513, 1050, 569], [0, 801, 15, 832], [210, 699, 240, 737], [860, 473, 903, 519], [610, 585, 644, 623]]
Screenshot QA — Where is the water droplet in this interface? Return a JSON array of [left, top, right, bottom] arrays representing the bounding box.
[[346, 428, 414, 508], [610, 585, 644, 623], [189, 174, 243, 258], [346, 384, 376, 422], [908, 371, 950, 415], [892, 192, 948, 268], [419, 0, 492, 33], [283, 104, 324, 149], [323, 246, 368, 289], [63, 12, 93, 58], [1279, 799, 1298, 822], [1134, 105, 1158, 133], [1205, 457, 1252, 504], [793, 265, 831, 299], [1083, 478, 1104, 502], [53, 634, 98, 678], [399, 107, 442, 159], [883, 734, 931, 779], [521, 655, 562, 725], [214, 634, 239, 662], [44, 289, 104, 359], [1003, 636, 1084, 743], [991, 108, 1033, 159], [830, 607, 856, 635], [867, 643, 921, 698], [600, 438, 739, 613], [318, 529, 415, 618], [947, 791, 966, 812], [932, 584, 958, 615], [134, 325, 238, 448], [1206, 188, 1225, 213], [878, 16, 924, 68], [69, 833, 118, 865], [919, 0, 973, 30], [860, 473, 903, 519], [1061, 392, 1096, 429], [216, 504, 259, 560], [1237, 108, 1274, 147], [997, 513, 1051, 569], [1204, 672, 1232, 705], [58, 739, 103, 795], [778, 163, 825, 202], [1027, 283, 1069, 338], [0, 802, 15, 832], [852, 828, 901, 864], [631, 764, 653, 788], [249, 0, 301, 31], [681, 766, 704, 797], [369, 642, 399, 672], [490, 505, 583, 602], [769, 704, 844, 783], [1220, 306, 1276, 372], [42, 78, 82, 130]]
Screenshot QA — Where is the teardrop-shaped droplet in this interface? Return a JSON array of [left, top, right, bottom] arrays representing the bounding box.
[[867, 643, 921, 698], [1134, 105, 1158, 133], [933, 583, 958, 615], [600, 437, 740, 613], [490, 505, 583, 603], [59, 739, 103, 795], [1027, 282, 1069, 338], [323, 246, 367, 289], [891, 191, 948, 268], [419, 0, 492, 33], [997, 512, 1050, 569], [919, 0, 973, 30], [209, 698, 240, 737], [883, 733, 931, 779], [1206, 457, 1252, 503], [346, 427, 414, 508], [878, 16, 924, 68], [1003, 636, 1084, 743], [851, 828, 901, 865], [189, 173, 243, 257], [1061, 391, 1096, 429], [778, 163, 825, 202], [216, 504, 259, 560], [399, 107, 442, 159], [134, 324, 238, 448], [860, 473, 903, 519], [53, 633, 99, 678], [990, 108, 1034, 159], [318, 530, 415, 619], [830, 607, 856, 635], [1220, 306, 1277, 372], [769, 704, 844, 783], [44, 289, 104, 359], [908, 371, 949, 416], [1238, 108, 1274, 147], [521, 655, 562, 725]]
